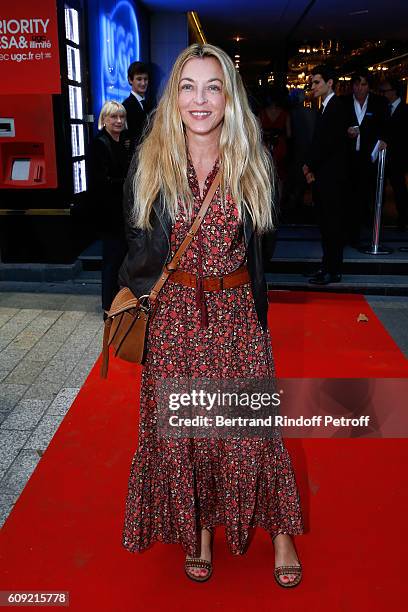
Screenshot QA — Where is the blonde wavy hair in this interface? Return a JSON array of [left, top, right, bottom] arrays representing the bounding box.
[[131, 43, 275, 232]]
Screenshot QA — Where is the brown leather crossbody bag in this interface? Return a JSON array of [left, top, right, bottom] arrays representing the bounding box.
[[101, 170, 221, 378]]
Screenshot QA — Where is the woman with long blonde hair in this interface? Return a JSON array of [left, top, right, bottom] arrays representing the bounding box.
[[119, 43, 303, 587]]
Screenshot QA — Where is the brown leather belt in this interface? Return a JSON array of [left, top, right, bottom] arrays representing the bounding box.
[[167, 264, 250, 291]]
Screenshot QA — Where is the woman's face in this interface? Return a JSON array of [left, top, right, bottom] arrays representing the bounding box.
[[178, 57, 226, 138], [104, 111, 126, 138]]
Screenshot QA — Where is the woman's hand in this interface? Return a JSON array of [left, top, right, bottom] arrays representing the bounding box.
[[302, 164, 315, 184], [347, 126, 359, 139]]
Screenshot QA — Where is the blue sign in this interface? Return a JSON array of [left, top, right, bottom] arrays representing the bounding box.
[[88, 0, 141, 116], [100, 0, 140, 105]]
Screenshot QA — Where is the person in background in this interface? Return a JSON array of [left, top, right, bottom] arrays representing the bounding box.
[[286, 89, 317, 215], [122, 61, 152, 157], [379, 78, 408, 231], [343, 70, 387, 246], [259, 85, 291, 186], [259, 85, 291, 263], [88, 101, 129, 315], [303, 65, 348, 285]]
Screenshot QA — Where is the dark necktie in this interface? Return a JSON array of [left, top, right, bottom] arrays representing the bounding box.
[[140, 99, 146, 111]]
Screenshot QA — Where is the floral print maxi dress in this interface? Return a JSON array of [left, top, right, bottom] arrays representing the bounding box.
[[122, 161, 303, 557]]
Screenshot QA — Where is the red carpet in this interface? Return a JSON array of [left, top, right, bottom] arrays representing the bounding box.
[[0, 291, 407, 612]]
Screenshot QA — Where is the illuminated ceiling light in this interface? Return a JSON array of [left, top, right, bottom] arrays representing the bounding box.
[[349, 9, 369, 16], [368, 66, 374, 71], [235, 36, 240, 42], [235, 54, 240, 58]]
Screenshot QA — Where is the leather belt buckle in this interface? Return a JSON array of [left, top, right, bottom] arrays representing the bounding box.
[[204, 276, 223, 291]]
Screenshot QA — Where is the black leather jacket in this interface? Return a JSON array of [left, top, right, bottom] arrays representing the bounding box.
[[118, 162, 270, 330]]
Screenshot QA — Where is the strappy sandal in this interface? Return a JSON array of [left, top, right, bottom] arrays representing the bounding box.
[[184, 528, 213, 583], [274, 564, 302, 588]]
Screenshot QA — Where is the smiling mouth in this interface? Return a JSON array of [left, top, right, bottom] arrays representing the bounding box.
[[189, 111, 212, 118]]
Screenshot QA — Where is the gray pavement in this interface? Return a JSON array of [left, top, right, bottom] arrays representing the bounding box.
[[0, 290, 103, 527], [0, 287, 406, 530]]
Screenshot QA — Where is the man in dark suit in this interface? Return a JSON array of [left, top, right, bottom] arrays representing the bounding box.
[[122, 61, 152, 157], [303, 64, 348, 285], [343, 70, 387, 245], [380, 78, 408, 231]]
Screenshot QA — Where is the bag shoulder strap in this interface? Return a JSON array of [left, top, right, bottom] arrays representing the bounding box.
[[148, 168, 221, 304]]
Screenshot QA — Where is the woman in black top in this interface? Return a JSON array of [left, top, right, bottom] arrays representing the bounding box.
[[89, 101, 129, 313]]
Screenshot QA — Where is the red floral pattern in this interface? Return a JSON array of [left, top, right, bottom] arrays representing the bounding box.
[[122, 160, 303, 556]]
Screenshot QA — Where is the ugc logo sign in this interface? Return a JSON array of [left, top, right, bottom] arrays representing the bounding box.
[[100, 0, 140, 103]]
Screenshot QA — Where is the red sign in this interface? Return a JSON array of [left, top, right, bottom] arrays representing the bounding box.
[[0, 0, 60, 94]]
